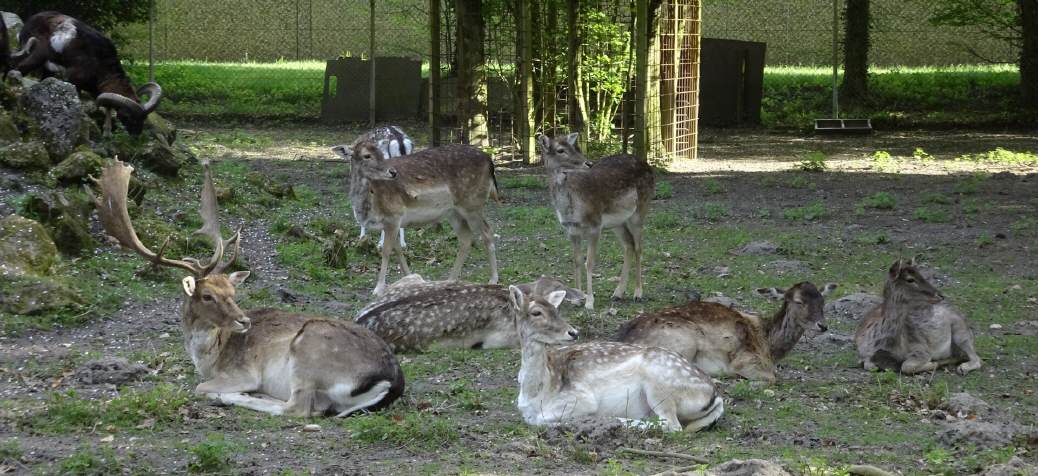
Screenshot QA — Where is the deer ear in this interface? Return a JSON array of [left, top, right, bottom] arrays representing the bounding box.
[[508, 285, 526, 312], [756, 287, 785, 300], [889, 259, 904, 277], [821, 283, 838, 296], [182, 276, 196, 297], [565, 132, 579, 146], [546, 290, 567, 309], [537, 134, 550, 152], [562, 286, 586, 305], [331, 145, 351, 160], [228, 271, 250, 287]]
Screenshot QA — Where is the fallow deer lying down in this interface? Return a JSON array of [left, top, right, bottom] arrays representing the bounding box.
[[90, 160, 404, 416], [332, 141, 499, 296], [539, 133, 654, 310], [356, 273, 583, 352], [855, 258, 982, 375], [510, 286, 723, 432], [616, 282, 837, 382]]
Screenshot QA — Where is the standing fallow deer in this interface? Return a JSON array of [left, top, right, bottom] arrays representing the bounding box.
[[355, 273, 584, 352], [89, 160, 404, 416], [332, 141, 499, 296], [510, 286, 723, 432], [616, 282, 837, 382], [855, 259, 982, 375], [338, 126, 415, 248], [538, 133, 654, 310]]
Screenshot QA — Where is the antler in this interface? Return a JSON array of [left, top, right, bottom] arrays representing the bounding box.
[[89, 161, 205, 276], [89, 160, 244, 277]]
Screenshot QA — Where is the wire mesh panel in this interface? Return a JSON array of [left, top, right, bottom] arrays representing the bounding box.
[[642, 0, 701, 165]]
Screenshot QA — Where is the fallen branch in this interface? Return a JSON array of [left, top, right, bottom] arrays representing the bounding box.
[[648, 464, 704, 476], [849, 464, 897, 476], [618, 447, 709, 464]]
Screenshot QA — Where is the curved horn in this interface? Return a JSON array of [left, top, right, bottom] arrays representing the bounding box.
[[96, 92, 144, 116], [136, 82, 163, 114], [12, 36, 37, 58]]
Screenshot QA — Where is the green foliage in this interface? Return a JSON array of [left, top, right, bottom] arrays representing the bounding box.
[[702, 178, 725, 194], [957, 148, 1038, 165], [580, 9, 634, 141], [0, 439, 21, 464], [59, 446, 128, 476], [783, 201, 828, 221], [786, 175, 815, 190], [700, 203, 729, 221], [860, 192, 897, 210], [923, 192, 952, 205], [794, 151, 828, 172], [976, 233, 994, 248], [343, 412, 460, 450], [954, 174, 987, 195], [187, 434, 235, 474], [930, 1, 1019, 48], [913, 147, 935, 161], [7, 1, 149, 35], [655, 180, 674, 199], [914, 207, 950, 223], [27, 385, 190, 433]]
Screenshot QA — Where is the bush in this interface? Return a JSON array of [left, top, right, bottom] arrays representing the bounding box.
[[794, 151, 828, 172]]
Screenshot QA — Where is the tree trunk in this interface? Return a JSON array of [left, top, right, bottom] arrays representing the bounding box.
[[456, 0, 489, 146], [567, 0, 587, 136], [839, 0, 870, 103], [644, 0, 669, 164], [1021, 0, 1038, 108]]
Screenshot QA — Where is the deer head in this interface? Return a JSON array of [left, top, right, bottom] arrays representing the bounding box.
[[332, 141, 397, 181], [96, 82, 163, 136], [886, 258, 943, 305], [89, 160, 250, 332], [508, 286, 579, 345], [756, 282, 838, 333], [537, 133, 593, 170]]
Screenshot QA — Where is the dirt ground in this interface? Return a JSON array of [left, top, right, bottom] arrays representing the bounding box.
[[1, 125, 1036, 475]]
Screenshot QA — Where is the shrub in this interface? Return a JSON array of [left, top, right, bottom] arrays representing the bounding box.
[[914, 207, 950, 223], [187, 434, 235, 474], [861, 192, 897, 210], [794, 151, 828, 172], [783, 201, 828, 221]]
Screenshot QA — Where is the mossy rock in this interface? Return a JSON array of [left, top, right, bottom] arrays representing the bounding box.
[[146, 113, 177, 145], [18, 191, 96, 256], [0, 273, 81, 315], [0, 140, 50, 170], [0, 110, 20, 145], [49, 150, 109, 185], [0, 214, 58, 275]]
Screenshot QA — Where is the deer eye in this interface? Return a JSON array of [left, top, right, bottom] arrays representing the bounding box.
[[905, 277, 916, 283], [555, 148, 566, 154], [531, 310, 543, 317], [202, 294, 214, 302]]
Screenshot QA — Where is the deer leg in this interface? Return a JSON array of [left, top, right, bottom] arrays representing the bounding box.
[[398, 228, 407, 249], [373, 222, 400, 295], [952, 322, 982, 375], [569, 234, 584, 291], [628, 220, 646, 300], [195, 374, 288, 414], [465, 214, 498, 284], [103, 108, 113, 138], [212, 393, 289, 416], [611, 226, 635, 300], [448, 213, 474, 281], [584, 233, 600, 310]]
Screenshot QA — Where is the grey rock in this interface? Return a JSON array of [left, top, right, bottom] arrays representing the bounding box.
[[973, 457, 1037, 476], [733, 241, 779, 256], [20, 77, 83, 159], [945, 392, 992, 418], [825, 292, 882, 321], [938, 420, 1014, 448], [76, 357, 148, 385], [761, 259, 811, 276]]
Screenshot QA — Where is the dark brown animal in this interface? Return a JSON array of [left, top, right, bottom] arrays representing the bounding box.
[[90, 160, 403, 416], [539, 133, 655, 310], [617, 282, 837, 382], [14, 11, 161, 135], [855, 259, 982, 375]]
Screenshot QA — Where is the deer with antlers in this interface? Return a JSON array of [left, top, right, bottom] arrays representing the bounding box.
[[89, 160, 404, 417]]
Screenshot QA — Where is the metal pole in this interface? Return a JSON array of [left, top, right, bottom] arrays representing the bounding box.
[[832, 0, 839, 118], [369, 0, 377, 127], [148, 0, 155, 82], [295, 0, 301, 60], [635, 0, 649, 163], [518, 0, 532, 164], [429, 0, 441, 145]]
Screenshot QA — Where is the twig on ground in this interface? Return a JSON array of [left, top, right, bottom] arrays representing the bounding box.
[[648, 464, 704, 476], [849, 464, 897, 476], [617, 446, 709, 464]]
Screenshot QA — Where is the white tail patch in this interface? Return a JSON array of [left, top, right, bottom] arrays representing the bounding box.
[[49, 18, 77, 53]]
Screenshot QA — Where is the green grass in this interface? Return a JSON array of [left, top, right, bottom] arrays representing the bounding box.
[[187, 434, 236, 474], [783, 201, 828, 221], [25, 385, 190, 434], [655, 180, 674, 199], [343, 412, 460, 450], [794, 151, 828, 172], [499, 175, 547, 190], [913, 207, 950, 223], [124, 62, 1036, 129], [59, 446, 133, 476], [860, 191, 897, 210]]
